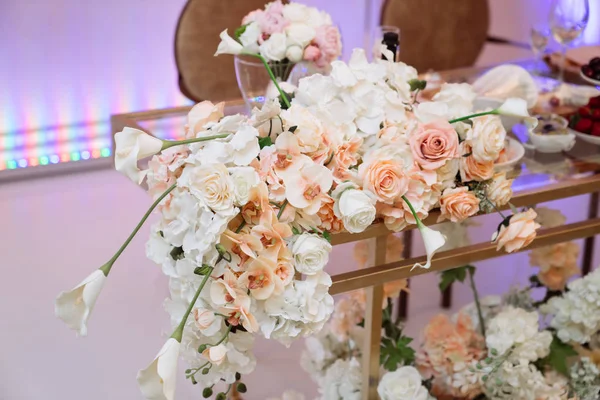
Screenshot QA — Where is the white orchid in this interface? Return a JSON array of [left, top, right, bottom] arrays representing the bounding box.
[[114, 127, 163, 184], [137, 338, 180, 400], [55, 269, 107, 337]]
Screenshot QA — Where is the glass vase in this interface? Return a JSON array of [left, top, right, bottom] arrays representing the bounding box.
[[234, 55, 316, 112]]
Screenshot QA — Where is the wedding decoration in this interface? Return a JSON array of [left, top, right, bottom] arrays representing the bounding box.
[[55, 16, 542, 397]]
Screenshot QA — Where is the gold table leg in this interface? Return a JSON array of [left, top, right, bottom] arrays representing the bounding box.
[[361, 235, 387, 400]]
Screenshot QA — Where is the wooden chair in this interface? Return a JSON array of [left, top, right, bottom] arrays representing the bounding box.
[[380, 0, 490, 71], [174, 0, 268, 102]]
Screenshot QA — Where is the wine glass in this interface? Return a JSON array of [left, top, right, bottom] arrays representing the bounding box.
[[549, 0, 590, 85], [529, 25, 550, 75]]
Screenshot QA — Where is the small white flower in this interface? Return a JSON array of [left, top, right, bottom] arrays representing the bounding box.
[[202, 343, 228, 365], [413, 222, 446, 270], [229, 166, 260, 206], [290, 233, 332, 275], [214, 29, 243, 56], [286, 45, 304, 63], [378, 366, 430, 400], [55, 269, 107, 337], [114, 127, 163, 184], [332, 187, 376, 234], [229, 124, 260, 166], [239, 22, 261, 54], [282, 3, 311, 23], [259, 32, 287, 61], [433, 83, 477, 118], [285, 23, 316, 48], [137, 338, 180, 400]]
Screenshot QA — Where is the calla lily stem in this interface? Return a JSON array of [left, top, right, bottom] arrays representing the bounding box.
[[161, 133, 231, 151], [401, 196, 422, 227], [171, 265, 216, 342], [468, 268, 486, 338], [99, 183, 177, 277], [277, 200, 289, 220], [243, 53, 291, 109], [448, 110, 496, 124]]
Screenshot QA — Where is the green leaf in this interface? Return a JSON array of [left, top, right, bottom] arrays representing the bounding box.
[[291, 226, 300, 235], [322, 231, 331, 243], [258, 136, 272, 149], [540, 336, 578, 376], [170, 246, 185, 260], [234, 24, 249, 40], [408, 79, 427, 91], [438, 266, 474, 292]]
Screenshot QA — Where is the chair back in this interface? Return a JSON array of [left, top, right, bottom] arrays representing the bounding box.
[[175, 0, 267, 102], [380, 0, 490, 72]]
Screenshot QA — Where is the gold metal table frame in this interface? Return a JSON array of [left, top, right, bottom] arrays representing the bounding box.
[[110, 63, 600, 399]]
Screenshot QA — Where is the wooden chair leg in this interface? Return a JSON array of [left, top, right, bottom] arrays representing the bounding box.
[[441, 284, 453, 309], [582, 191, 599, 276]]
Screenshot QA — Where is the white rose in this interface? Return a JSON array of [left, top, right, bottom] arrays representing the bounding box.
[[285, 23, 316, 48], [282, 3, 310, 23], [290, 233, 332, 275], [229, 166, 259, 206], [436, 158, 459, 188], [332, 186, 376, 233], [286, 45, 304, 63], [433, 83, 477, 118], [378, 366, 430, 400], [259, 32, 287, 61], [178, 163, 234, 212], [137, 338, 180, 400], [414, 101, 451, 123], [55, 269, 107, 337], [486, 172, 513, 207], [114, 127, 163, 184], [467, 114, 506, 163]]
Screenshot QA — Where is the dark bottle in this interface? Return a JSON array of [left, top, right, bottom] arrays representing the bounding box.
[[381, 32, 399, 62]]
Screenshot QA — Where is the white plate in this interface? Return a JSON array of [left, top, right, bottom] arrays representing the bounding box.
[[580, 70, 600, 86], [571, 127, 600, 145], [495, 137, 525, 171]]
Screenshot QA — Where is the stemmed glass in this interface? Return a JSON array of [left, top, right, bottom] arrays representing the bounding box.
[[529, 25, 550, 75], [549, 0, 590, 85]]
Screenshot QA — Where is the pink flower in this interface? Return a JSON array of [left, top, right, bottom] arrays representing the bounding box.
[[492, 209, 540, 253], [257, 2, 287, 36], [410, 121, 459, 170], [303, 45, 321, 62], [282, 160, 333, 215], [242, 10, 264, 25], [146, 147, 189, 199], [438, 186, 480, 223], [359, 158, 410, 204], [313, 26, 342, 67]]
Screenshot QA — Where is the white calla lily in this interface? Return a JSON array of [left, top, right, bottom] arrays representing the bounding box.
[[412, 221, 446, 270], [137, 338, 180, 400], [214, 29, 243, 56], [493, 97, 538, 130], [55, 269, 107, 336], [115, 127, 163, 184]]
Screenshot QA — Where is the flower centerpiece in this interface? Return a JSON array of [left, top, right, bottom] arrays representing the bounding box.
[[222, 1, 342, 108], [55, 20, 542, 398]]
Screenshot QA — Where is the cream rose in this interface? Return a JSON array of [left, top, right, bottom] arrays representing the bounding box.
[[359, 158, 410, 204], [486, 172, 513, 207], [229, 166, 260, 207], [290, 233, 332, 275], [282, 3, 311, 23], [285, 23, 316, 48], [332, 186, 376, 233], [438, 186, 480, 223], [259, 32, 287, 61], [468, 114, 506, 163], [186, 101, 225, 138], [377, 366, 430, 400], [436, 158, 459, 188], [459, 143, 494, 182], [410, 121, 459, 170], [492, 209, 540, 253], [178, 163, 234, 212]]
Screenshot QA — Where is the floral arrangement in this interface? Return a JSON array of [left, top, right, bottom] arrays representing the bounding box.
[[219, 0, 341, 83], [55, 19, 542, 397]]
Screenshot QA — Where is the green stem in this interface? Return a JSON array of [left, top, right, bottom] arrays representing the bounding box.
[[171, 265, 215, 342], [243, 53, 291, 109], [401, 196, 422, 228], [448, 110, 496, 124], [277, 200, 288, 220], [485, 197, 506, 219], [213, 325, 233, 346], [99, 183, 177, 276], [161, 133, 230, 150], [468, 267, 486, 338]]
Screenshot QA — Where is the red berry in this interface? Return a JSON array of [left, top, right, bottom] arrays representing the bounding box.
[[592, 122, 600, 137], [593, 109, 600, 121], [575, 118, 593, 133], [589, 96, 600, 108], [579, 106, 592, 117], [550, 97, 560, 107]]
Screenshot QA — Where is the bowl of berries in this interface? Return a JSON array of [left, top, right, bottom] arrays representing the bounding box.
[[569, 95, 600, 145], [580, 57, 600, 86]]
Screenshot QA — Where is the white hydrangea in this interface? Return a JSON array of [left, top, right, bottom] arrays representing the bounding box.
[[484, 360, 556, 399], [486, 307, 551, 362], [542, 269, 600, 344], [316, 358, 362, 400]]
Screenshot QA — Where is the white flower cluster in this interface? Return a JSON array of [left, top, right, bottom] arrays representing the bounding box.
[[543, 269, 600, 344], [378, 367, 433, 400], [570, 357, 600, 400], [316, 357, 362, 400]]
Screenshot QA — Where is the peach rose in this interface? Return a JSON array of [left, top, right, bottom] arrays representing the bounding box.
[[360, 159, 410, 204], [410, 121, 459, 170], [459, 143, 494, 182], [486, 172, 513, 207], [185, 101, 225, 138], [438, 187, 480, 223], [530, 241, 580, 291], [492, 209, 540, 253], [316, 194, 344, 234]]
